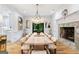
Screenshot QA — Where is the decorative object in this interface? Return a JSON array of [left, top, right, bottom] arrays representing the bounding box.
[[18, 17, 23, 30], [62, 9, 68, 18], [48, 23, 51, 28], [18, 17, 23, 24]]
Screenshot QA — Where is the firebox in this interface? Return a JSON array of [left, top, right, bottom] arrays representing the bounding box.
[[60, 27, 74, 42]]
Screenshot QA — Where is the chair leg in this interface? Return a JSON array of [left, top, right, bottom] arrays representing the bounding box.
[[53, 49, 56, 54], [49, 49, 56, 54], [29, 45, 33, 54], [45, 45, 50, 54]]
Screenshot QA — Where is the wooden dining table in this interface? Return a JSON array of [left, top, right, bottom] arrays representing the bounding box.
[[25, 33, 56, 54]]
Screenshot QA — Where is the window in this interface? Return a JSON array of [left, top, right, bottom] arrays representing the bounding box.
[[32, 23, 44, 33]]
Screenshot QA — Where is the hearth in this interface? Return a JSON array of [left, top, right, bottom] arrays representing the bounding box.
[[60, 27, 74, 42]]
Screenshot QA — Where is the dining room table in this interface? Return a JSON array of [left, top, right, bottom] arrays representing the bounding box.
[[25, 33, 56, 54]]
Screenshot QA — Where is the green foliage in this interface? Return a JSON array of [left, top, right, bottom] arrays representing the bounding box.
[[33, 23, 44, 33]]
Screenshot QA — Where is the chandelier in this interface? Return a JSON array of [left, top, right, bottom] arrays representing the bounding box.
[[32, 4, 44, 24]]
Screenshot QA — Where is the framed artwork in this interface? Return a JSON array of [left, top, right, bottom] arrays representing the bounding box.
[[26, 20, 30, 28]]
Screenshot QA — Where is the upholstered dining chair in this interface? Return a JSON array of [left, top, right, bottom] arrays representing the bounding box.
[[21, 44, 30, 54], [33, 32, 37, 35], [51, 37, 57, 44], [20, 33, 32, 46], [51, 36, 57, 41], [44, 32, 52, 38], [48, 43, 56, 54], [48, 37, 57, 54], [20, 37, 26, 43], [40, 32, 44, 35]]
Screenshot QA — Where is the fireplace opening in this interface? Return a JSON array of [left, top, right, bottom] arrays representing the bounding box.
[[60, 27, 74, 42]]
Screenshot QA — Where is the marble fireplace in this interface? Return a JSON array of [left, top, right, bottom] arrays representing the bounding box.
[[58, 21, 79, 50]]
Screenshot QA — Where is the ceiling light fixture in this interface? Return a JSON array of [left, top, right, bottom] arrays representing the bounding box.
[[32, 4, 43, 24]]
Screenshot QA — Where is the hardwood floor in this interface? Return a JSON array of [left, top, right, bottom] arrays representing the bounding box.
[[56, 41, 79, 54], [6, 41, 79, 54], [7, 42, 21, 54]]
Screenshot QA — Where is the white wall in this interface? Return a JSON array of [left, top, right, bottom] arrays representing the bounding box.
[[0, 5, 24, 43], [52, 4, 79, 39], [7, 12, 23, 42], [57, 11, 79, 24], [51, 13, 59, 39]]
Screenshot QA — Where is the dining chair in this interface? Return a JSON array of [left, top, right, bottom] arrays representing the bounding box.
[[40, 32, 44, 35], [21, 44, 30, 54], [44, 32, 52, 38], [33, 32, 37, 35], [20, 37, 26, 43], [48, 43, 56, 54], [26, 33, 32, 38], [48, 35, 52, 38], [51, 37, 57, 42]]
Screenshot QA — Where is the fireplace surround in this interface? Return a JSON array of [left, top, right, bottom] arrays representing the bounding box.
[[58, 21, 79, 50]]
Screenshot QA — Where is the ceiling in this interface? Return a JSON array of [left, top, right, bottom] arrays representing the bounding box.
[[5, 4, 79, 16]]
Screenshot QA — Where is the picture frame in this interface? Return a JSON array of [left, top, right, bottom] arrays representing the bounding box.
[[26, 20, 30, 28]]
